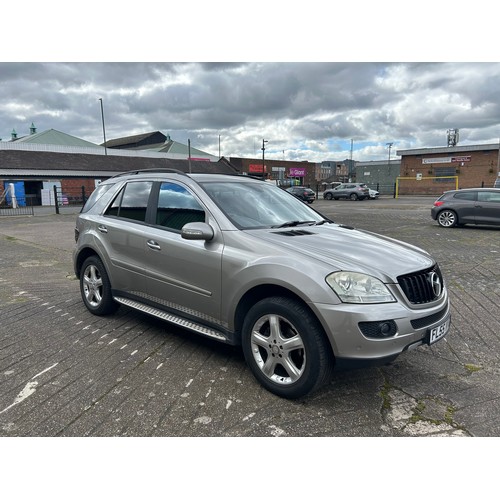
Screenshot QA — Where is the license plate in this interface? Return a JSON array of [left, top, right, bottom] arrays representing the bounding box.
[[427, 316, 450, 345]]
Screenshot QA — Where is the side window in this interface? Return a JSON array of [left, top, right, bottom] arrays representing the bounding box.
[[478, 191, 500, 203], [155, 182, 205, 231], [81, 183, 115, 213], [453, 191, 476, 201], [105, 181, 153, 222]]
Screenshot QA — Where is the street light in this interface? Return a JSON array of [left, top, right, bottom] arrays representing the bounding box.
[[386, 142, 393, 171], [98, 98, 107, 155], [261, 139, 268, 177]]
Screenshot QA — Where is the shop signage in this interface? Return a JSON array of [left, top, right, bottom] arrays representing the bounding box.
[[289, 167, 305, 177]]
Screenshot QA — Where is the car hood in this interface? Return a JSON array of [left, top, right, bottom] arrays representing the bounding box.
[[248, 224, 434, 282]]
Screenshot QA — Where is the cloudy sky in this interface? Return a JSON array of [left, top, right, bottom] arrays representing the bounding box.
[[2, 3, 499, 164]]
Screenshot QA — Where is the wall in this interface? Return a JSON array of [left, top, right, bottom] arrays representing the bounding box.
[[400, 147, 499, 195]]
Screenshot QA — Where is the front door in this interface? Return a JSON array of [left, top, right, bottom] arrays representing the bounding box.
[[143, 181, 224, 327]]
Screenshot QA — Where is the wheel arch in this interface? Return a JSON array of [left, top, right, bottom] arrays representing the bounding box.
[[233, 284, 333, 355], [74, 246, 105, 279]]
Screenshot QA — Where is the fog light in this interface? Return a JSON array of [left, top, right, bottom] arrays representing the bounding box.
[[358, 320, 397, 339]]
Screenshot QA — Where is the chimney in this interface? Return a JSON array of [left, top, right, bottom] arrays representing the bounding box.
[[30, 122, 37, 135], [11, 129, 17, 140]]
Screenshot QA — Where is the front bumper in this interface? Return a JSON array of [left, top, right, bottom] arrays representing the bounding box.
[[311, 296, 450, 363]]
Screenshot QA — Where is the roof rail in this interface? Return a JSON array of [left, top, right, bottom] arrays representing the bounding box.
[[109, 168, 187, 179]]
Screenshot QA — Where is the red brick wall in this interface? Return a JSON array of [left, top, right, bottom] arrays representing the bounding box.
[[61, 178, 97, 197], [399, 148, 499, 195]]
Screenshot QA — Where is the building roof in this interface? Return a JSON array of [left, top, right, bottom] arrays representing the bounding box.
[[0, 149, 239, 179], [13, 129, 99, 148], [397, 143, 500, 156], [103, 131, 167, 149], [104, 131, 217, 160]]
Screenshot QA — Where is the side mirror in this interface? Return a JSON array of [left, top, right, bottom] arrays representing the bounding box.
[[181, 222, 214, 241]]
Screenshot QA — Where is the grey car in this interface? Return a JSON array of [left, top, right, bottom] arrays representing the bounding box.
[[73, 169, 450, 399], [431, 188, 500, 228], [323, 183, 370, 200]]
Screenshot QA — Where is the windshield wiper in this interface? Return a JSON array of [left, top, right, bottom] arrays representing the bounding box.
[[314, 219, 335, 225], [272, 220, 317, 228]]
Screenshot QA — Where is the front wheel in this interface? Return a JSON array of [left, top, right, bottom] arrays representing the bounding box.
[[324, 193, 333, 200], [80, 256, 119, 315], [241, 296, 334, 399], [437, 210, 458, 228]]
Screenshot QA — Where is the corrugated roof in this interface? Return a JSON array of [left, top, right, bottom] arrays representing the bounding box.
[[14, 129, 99, 148], [0, 149, 239, 178]]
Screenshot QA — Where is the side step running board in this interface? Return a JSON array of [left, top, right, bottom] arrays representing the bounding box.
[[114, 296, 228, 342]]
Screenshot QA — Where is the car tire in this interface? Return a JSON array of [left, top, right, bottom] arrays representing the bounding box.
[[437, 210, 458, 228], [80, 256, 119, 315], [324, 193, 333, 200], [241, 296, 334, 399], [350, 193, 358, 200], [307, 200, 314, 204]]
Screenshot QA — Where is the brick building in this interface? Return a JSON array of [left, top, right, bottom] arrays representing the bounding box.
[[396, 143, 500, 195], [0, 145, 239, 206], [228, 156, 316, 187]]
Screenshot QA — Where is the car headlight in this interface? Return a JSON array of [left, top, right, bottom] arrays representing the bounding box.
[[326, 271, 396, 303]]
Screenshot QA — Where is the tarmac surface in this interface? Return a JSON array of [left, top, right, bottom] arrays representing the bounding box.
[[1, 196, 500, 437]]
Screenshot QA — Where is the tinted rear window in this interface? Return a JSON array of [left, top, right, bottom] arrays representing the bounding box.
[[81, 183, 115, 213], [453, 191, 476, 201]]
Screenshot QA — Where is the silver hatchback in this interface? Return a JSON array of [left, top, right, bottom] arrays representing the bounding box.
[[73, 170, 450, 399]]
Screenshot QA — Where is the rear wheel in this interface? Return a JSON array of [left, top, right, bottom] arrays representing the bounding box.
[[80, 256, 119, 315], [241, 296, 334, 399], [437, 210, 458, 228], [349, 193, 358, 200]]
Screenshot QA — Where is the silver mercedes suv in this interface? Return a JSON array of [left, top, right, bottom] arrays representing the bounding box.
[[73, 169, 450, 399]]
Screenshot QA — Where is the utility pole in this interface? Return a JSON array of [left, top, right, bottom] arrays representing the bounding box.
[[98, 98, 107, 155], [387, 142, 393, 171], [262, 139, 268, 177]]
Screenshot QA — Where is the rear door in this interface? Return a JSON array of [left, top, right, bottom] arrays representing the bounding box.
[[99, 180, 153, 295]]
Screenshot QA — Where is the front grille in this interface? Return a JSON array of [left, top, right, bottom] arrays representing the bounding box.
[[398, 265, 444, 304]]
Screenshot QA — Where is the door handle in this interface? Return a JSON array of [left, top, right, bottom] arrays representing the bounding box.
[[147, 239, 161, 251], [98, 224, 108, 233]]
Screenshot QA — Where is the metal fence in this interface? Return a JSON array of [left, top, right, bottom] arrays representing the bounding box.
[[0, 199, 35, 216], [52, 186, 88, 214], [0, 185, 88, 217]]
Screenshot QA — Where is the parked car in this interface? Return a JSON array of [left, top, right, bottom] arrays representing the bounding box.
[[368, 188, 380, 199], [73, 170, 450, 399], [323, 183, 370, 201], [286, 186, 316, 203], [431, 188, 500, 228]]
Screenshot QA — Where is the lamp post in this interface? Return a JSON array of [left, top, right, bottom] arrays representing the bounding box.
[[386, 142, 393, 171], [98, 98, 107, 155], [261, 139, 268, 177]]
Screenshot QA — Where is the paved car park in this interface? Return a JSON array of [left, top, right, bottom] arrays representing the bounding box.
[[1, 196, 500, 437]]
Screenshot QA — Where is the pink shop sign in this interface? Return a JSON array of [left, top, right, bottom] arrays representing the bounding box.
[[289, 167, 305, 177]]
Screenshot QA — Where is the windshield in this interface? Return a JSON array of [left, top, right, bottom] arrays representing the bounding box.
[[200, 180, 326, 229]]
